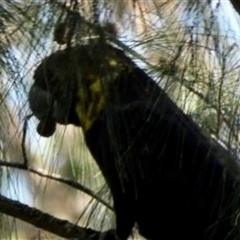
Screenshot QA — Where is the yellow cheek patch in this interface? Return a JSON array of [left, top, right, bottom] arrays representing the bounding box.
[[74, 52, 130, 132], [76, 78, 105, 132]]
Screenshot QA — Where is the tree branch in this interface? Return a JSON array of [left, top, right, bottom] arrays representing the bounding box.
[[0, 160, 113, 211], [0, 193, 108, 239]]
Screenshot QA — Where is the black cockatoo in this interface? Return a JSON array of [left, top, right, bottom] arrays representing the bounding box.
[[29, 41, 240, 240]]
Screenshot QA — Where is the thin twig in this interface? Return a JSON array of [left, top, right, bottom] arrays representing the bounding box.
[[21, 114, 33, 166], [0, 160, 113, 211], [19, 113, 112, 209]]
